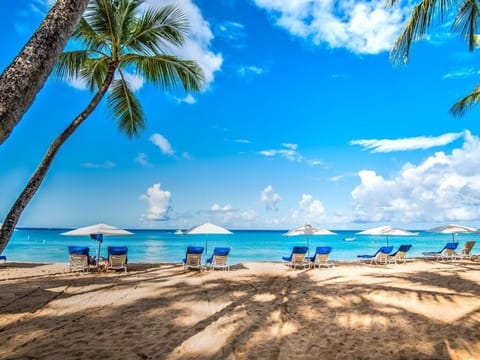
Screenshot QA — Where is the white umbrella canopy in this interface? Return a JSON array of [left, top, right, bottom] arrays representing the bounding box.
[[427, 223, 479, 243], [61, 223, 133, 236], [185, 222, 233, 259], [357, 225, 418, 246], [284, 224, 336, 255], [62, 223, 133, 263]]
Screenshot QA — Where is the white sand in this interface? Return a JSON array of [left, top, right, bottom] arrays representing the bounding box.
[[1, 259, 480, 359]]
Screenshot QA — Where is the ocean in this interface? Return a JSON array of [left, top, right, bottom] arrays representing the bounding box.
[[2, 228, 477, 264]]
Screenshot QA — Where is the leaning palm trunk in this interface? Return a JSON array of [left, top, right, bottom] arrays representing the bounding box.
[[0, 63, 116, 252], [0, 0, 90, 145]]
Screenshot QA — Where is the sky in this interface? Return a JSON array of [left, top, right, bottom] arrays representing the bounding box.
[[2, 0, 480, 230]]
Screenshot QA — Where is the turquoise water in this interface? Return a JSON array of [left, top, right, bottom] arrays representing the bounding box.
[[2, 228, 477, 264]]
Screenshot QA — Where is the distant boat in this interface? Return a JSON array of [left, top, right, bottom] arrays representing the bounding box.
[[174, 229, 184, 235], [343, 236, 356, 241]]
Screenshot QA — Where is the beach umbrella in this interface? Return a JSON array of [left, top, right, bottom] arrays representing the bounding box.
[[357, 225, 418, 246], [62, 223, 133, 264], [427, 223, 479, 243], [185, 222, 233, 259], [284, 224, 336, 256]]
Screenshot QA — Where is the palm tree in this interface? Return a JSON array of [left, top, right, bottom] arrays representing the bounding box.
[[389, 0, 480, 115], [0, 0, 204, 251], [0, 0, 90, 145]]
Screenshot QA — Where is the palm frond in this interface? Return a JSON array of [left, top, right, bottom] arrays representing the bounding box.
[[390, 0, 452, 64], [107, 77, 145, 138], [54, 51, 90, 81], [121, 54, 205, 92], [125, 5, 188, 55], [450, 84, 480, 116], [80, 56, 110, 91], [452, 0, 480, 51], [72, 17, 108, 51]]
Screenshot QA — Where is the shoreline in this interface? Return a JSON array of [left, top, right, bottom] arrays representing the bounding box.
[[1, 260, 480, 359]]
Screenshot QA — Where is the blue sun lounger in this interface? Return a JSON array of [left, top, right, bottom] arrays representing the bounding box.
[[183, 246, 204, 271], [388, 244, 412, 264], [206, 247, 231, 271], [282, 246, 309, 269], [68, 246, 92, 272], [422, 242, 458, 261], [106, 246, 128, 272], [306, 246, 333, 268], [0, 255, 6, 263], [357, 246, 394, 264]]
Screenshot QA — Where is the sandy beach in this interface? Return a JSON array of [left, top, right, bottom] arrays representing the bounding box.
[[1, 259, 480, 359]]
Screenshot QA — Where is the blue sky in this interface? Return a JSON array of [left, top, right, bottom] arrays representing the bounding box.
[[2, 0, 480, 230]]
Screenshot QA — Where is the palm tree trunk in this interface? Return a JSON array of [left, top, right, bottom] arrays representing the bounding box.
[[0, 0, 90, 145], [0, 63, 116, 253]]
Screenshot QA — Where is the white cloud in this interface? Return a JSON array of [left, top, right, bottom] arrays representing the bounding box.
[[135, 152, 153, 167], [350, 132, 465, 153], [351, 131, 480, 224], [140, 183, 172, 221], [261, 185, 282, 211], [241, 209, 258, 221], [237, 65, 267, 77], [443, 68, 480, 80], [259, 143, 302, 162], [80, 160, 116, 169], [253, 0, 410, 54], [150, 133, 174, 155], [174, 94, 197, 104], [146, 0, 223, 87], [209, 203, 235, 213], [291, 194, 326, 222]]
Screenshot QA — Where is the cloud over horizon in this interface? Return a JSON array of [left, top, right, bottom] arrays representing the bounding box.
[[140, 183, 172, 221], [261, 185, 282, 211], [351, 131, 480, 224]]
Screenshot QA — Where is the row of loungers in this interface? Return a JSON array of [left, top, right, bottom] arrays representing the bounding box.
[[283, 241, 477, 268], [68, 246, 128, 272]]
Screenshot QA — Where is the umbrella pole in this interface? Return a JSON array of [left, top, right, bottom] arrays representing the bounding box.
[[205, 234, 208, 265], [307, 235, 310, 256]]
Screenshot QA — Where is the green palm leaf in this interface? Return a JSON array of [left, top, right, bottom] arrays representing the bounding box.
[[450, 85, 480, 116], [121, 54, 204, 92], [54, 50, 90, 81], [107, 77, 145, 138]]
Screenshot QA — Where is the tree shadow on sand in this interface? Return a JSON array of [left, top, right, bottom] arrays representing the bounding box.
[[0, 262, 479, 359]]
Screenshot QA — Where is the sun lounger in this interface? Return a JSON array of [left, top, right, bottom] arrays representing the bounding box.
[[206, 247, 230, 271], [456, 241, 475, 260], [388, 244, 412, 264], [306, 246, 333, 268], [183, 246, 204, 271], [422, 242, 458, 261], [357, 246, 394, 264], [282, 246, 309, 269], [106, 246, 128, 272], [0, 255, 6, 264], [68, 246, 92, 272]]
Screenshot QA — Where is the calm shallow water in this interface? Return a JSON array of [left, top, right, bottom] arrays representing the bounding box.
[[2, 228, 478, 264]]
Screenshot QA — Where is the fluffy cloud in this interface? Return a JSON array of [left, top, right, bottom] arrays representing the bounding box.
[[351, 131, 480, 224], [261, 185, 282, 211], [150, 133, 174, 155], [291, 194, 326, 222], [350, 132, 465, 153], [215, 21, 246, 47], [146, 0, 223, 87], [253, 0, 410, 54], [209, 203, 235, 213], [174, 94, 197, 104], [140, 183, 172, 221]]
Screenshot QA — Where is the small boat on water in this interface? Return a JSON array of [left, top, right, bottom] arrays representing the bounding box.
[[174, 229, 184, 235], [343, 236, 356, 241]]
